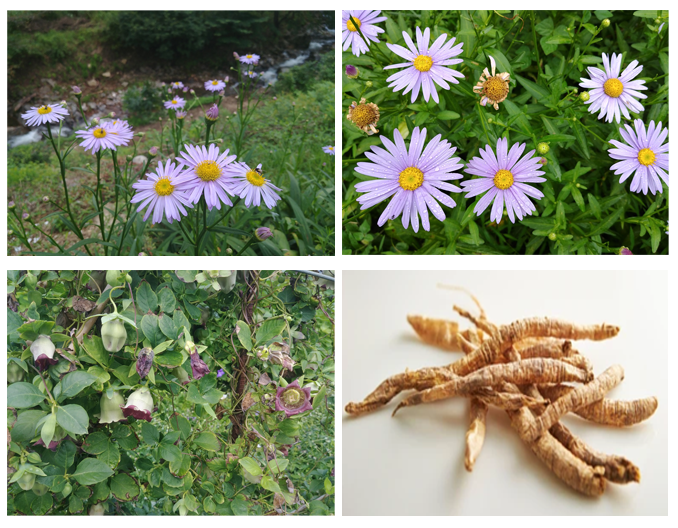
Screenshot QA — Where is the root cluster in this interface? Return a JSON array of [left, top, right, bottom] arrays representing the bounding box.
[[345, 301, 658, 497]]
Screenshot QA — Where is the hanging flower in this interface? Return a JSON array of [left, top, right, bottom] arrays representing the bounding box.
[[473, 56, 510, 110], [176, 143, 237, 211], [347, 98, 380, 135], [99, 391, 126, 424], [121, 387, 153, 422], [385, 26, 464, 103], [186, 341, 210, 380], [101, 319, 127, 352], [578, 52, 647, 123], [354, 126, 463, 233], [205, 79, 226, 92], [164, 97, 186, 110], [227, 163, 281, 209], [342, 10, 387, 57], [608, 119, 668, 195], [173, 366, 190, 385], [322, 146, 335, 155], [136, 347, 154, 379], [30, 335, 58, 371], [21, 103, 69, 127], [131, 160, 195, 224], [239, 53, 260, 65], [461, 137, 546, 224], [275, 380, 312, 417]]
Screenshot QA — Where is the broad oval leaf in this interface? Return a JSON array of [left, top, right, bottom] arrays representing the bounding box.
[[72, 458, 114, 485], [8, 382, 46, 408]]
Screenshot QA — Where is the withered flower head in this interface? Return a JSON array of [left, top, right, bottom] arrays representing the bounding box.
[[136, 347, 154, 379], [347, 98, 380, 135], [473, 56, 510, 110]]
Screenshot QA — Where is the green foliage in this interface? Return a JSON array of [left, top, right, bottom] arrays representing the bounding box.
[[122, 81, 165, 125], [342, 10, 669, 255], [7, 270, 334, 516], [276, 53, 335, 94]]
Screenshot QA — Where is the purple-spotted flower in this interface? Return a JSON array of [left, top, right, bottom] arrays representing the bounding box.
[[239, 53, 260, 65], [30, 335, 58, 371], [275, 380, 313, 417], [121, 387, 153, 422], [205, 79, 226, 92], [462, 138, 546, 224], [322, 145, 335, 155], [342, 10, 387, 57], [608, 119, 669, 195], [164, 96, 186, 110], [176, 143, 237, 211], [579, 52, 647, 123], [354, 126, 463, 233], [385, 27, 464, 103], [227, 163, 281, 209], [21, 103, 69, 127], [130, 160, 194, 224]]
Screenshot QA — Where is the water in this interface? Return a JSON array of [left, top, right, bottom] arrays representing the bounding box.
[[8, 126, 72, 149], [259, 32, 334, 86]]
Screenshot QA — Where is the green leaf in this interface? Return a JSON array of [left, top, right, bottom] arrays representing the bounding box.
[[141, 422, 159, 445], [11, 410, 46, 443], [256, 318, 286, 345], [158, 287, 177, 313], [268, 458, 289, 474], [140, 313, 164, 347], [236, 320, 252, 350], [7, 308, 23, 334], [51, 440, 77, 469], [82, 432, 110, 455], [633, 10, 657, 19], [155, 349, 183, 367], [56, 404, 89, 436], [8, 382, 46, 408], [173, 309, 191, 334], [158, 313, 178, 339], [231, 495, 249, 516], [110, 473, 140, 501], [436, 110, 461, 121], [540, 134, 576, 143], [170, 414, 192, 441], [97, 440, 120, 468], [18, 320, 55, 341], [261, 475, 281, 494], [175, 270, 198, 283], [183, 299, 202, 321], [238, 457, 262, 476], [59, 371, 98, 400], [40, 413, 57, 447], [571, 120, 590, 159], [186, 383, 207, 404], [516, 75, 551, 101], [69, 494, 84, 514], [92, 480, 110, 502], [81, 335, 109, 368], [159, 443, 182, 463], [136, 281, 158, 313], [193, 432, 221, 452], [72, 458, 114, 485]]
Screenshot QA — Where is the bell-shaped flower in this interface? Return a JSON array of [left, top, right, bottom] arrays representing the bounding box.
[[275, 380, 312, 417], [30, 335, 58, 371], [101, 319, 127, 352], [99, 391, 126, 424], [186, 341, 210, 380], [121, 387, 153, 422], [173, 366, 190, 385], [135, 347, 154, 379]]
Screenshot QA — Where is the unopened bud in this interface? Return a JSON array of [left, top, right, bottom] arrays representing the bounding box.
[[601, 19, 610, 28], [366, 81, 373, 87], [149, 146, 158, 156], [580, 92, 590, 103], [72, 86, 82, 94], [537, 142, 550, 155], [548, 232, 557, 241], [345, 64, 359, 79], [42, 196, 49, 202], [255, 227, 272, 241]]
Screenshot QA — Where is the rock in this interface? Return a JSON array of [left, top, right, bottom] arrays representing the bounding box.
[[13, 93, 36, 112], [121, 59, 127, 64], [102, 71, 111, 78], [41, 78, 57, 88], [88, 102, 97, 110], [87, 79, 99, 87], [133, 155, 148, 165], [121, 82, 129, 87]]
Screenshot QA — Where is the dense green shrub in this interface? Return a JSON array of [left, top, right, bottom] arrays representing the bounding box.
[[122, 81, 166, 125], [276, 53, 335, 94]]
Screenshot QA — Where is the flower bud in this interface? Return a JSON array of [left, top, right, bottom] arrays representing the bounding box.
[[22, 213, 30, 220], [72, 86, 82, 95], [149, 146, 158, 156], [233, 52, 240, 60], [7, 361, 25, 383], [121, 387, 153, 421], [30, 335, 58, 371], [619, 247, 633, 255], [173, 366, 190, 385], [548, 232, 557, 241], [345, 64, 359, 79], [17, 472, 36, 491], [539, 157, 548, 166], [176, 110, 187, 120], [579, 91, 590, 102], [42, 196, 49, 202], [8, 201, 16, 209], [602, 19, 610, 28], [106, 269, 123, 286], [136, 347, 154, 379], [255, 227, 272, 241], [366, 81, 373, 88], [89, 504, 105, 515], [537, 142, 550, 155], [275, 380, 312, 417], [205, 104, 219, 121], [101, 319, 127, 352], [99, 391, 126, 424], [126, 154, 133, 162], [219, 90, 225, 96]]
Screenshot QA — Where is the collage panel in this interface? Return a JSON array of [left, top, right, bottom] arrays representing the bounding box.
[[341, 10, 669, 255], [343, 270, 667, 515], [7, 270, 335, 515], [8, 11, 335, 256]]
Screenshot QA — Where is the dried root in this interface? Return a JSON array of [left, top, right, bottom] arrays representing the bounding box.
[[406, 315, 483, 352], [464, 398, 487, 471]]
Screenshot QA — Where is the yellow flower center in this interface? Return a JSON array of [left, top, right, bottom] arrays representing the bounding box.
[[347, 17, 361, 32], [399, 167, 424, 191], [603, 78, 624, 98], [246, 54, 253, 59], [493, 169, 514, 190], [154, 178, 174, 196], [351, 104, 378, 128], [282, 387, 303, 408], [413, 55, 433, 72], [329, 147, 334, 151], [93, 128, 107, 139], [246, 170, 265, 187], [37, 105, 52, 115], [195, 160, 221, 181], [483, 77, 509, 102], [637, 148, 656, 167], [171, 99, 177, 104], [211, 80, 219, 85]]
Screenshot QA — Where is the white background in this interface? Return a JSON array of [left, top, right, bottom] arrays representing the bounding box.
[[342, 270, 668, 515]]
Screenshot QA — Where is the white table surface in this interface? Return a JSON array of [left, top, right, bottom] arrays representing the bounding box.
[[342, 270, 668, 515]]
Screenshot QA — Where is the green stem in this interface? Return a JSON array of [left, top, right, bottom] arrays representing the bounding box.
[[235, 235, 256, 256], [108, 151, 120, 244], [95, 151, 107, 252], [530, 11, 542, 76]]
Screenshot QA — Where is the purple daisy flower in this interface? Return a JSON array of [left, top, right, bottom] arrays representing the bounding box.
[[354, 126, 463, 233], [608, 119, 669, 195], [579, 52, 647, 123], [385, 27, 464, 104], [176, 143, 237, 210], [323, 145, 336, 155], [21, 103, 69, 127], [227, 163, 282, 209], [462, 138, 546, 224], [342, 10, 387, 57], [164, 96, 186, 110], [75, 120, 132, 154], [205, 79, 226, 92], [131, 160, 194, 224], [176, 110, 187, 120], [170, 81, 184, 90], [239, 53, 260, 65], [245, 70, 258, 79]]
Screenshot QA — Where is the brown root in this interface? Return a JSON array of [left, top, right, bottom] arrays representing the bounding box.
[[513, 338, 576, 358], [407, 315, 483, 352], [539, 385, 659, 427], [453, 305, 498, 337], [464, 398, 488, 472]]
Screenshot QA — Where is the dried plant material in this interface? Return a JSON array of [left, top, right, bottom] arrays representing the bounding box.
[[557, 354, 594, 375], [465, 398, 487, 471], [242, 393, 256, 411], [392, 358, 593, 416], [406, 315, 482, 352], [522, 365, 625, 442], [472, 387, 548, 411], [539, 385, 659, 427], [513, 337, 576, 358], [71, 295, 96, 313], [453, 304, 498, 336]]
